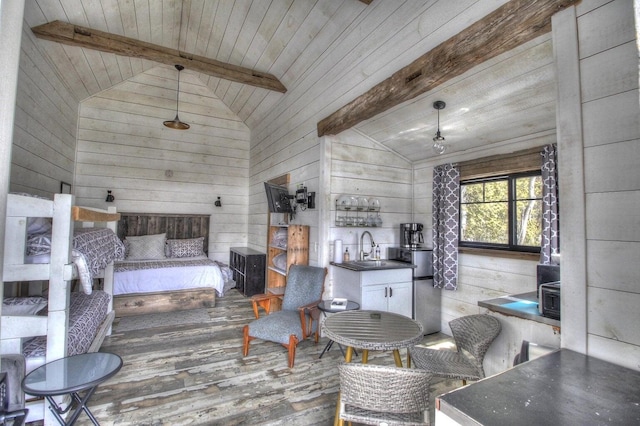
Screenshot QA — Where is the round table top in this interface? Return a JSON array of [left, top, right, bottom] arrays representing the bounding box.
[[322, 310, 424, 351], [317, 300, 360, 313], [22, 352, 123, 396]]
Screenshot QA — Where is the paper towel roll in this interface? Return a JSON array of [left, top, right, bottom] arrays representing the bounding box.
[[334, 239, 343, 263]]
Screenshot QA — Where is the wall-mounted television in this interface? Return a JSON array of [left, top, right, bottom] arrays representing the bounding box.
[[264, 182, 293, 213]]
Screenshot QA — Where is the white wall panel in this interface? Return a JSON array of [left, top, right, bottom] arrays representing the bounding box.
[[74, 66, 250, 262]]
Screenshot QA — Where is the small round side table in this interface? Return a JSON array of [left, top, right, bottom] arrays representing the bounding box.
[[317, 300, 360, 359]]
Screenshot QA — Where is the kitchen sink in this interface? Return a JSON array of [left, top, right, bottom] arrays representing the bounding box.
[[334, 259, 415, 271], [350, 260, 387, 267]]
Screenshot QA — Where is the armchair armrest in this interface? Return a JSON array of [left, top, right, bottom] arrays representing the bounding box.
[[298, 299, 322, 341], [250, 293, 281, 319]]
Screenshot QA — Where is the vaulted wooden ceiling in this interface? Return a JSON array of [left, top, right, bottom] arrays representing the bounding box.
[[23, 0, 567, 162]]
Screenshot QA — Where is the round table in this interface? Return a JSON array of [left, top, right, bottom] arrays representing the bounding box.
[[323, 310, 424, 366], [317, 300, 360, 358], [324, 310, 424, 426], [22, 352, 122, 425]]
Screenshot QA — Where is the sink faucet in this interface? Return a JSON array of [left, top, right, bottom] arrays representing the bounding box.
[[360, 231, 375, 260]]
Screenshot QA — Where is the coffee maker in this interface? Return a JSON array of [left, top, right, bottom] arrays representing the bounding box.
[[400, 223, 424, 248]]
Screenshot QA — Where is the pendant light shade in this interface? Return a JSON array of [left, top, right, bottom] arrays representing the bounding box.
[[164, 64, 190, 130], [432, 100, 446, 154]]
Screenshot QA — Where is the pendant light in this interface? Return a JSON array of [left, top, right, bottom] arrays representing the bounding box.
[[432, 100, 446, 154], [163, 64, 190, 130]]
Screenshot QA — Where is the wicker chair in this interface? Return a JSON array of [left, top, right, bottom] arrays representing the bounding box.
[[338, 363, 432, 426], [409, 314, 501, 385], [242, 265, 327, 368]]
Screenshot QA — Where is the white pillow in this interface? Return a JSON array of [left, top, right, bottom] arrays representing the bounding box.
[[125, 233, 167, 260], [166, 237, 205, 258], [27, 217, 52, 235], [3, 297, 48, 316]]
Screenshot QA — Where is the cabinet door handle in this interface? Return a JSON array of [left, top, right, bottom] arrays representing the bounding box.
[[384, 287, 388, 297], [389, 287, 393, 297]]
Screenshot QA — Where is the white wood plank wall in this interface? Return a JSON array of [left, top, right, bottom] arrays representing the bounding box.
[[576, 0, 640, 368], [10, 24, 78, 196], [246, 0, 510, 267], [74, 66, 251, 262], [413, 131, 559, 374]]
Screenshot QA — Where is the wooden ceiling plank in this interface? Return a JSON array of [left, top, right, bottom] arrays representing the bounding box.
[[317, 0, 580, 137], [31, 20, 287, 93]]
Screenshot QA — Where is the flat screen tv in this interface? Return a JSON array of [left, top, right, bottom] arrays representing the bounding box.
[[264, 182, 293, 213]]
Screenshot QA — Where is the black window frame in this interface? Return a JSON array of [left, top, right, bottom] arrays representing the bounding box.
[[459, 170, 542, 254]]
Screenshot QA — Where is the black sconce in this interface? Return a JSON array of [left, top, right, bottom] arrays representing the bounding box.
[[105, 190, 114, 202], [295, 185, 315, 210], [214, 197, 222, 207]]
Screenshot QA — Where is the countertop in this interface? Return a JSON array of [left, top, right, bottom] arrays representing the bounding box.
[[330, 260, 416, 271], [478, 291, 560, 327], [436, 349, 640, 425]]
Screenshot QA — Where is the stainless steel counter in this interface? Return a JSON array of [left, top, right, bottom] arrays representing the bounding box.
[[478, 291, 560, 327], [436, 349, 640, 425], [330, 260, 415, 271]]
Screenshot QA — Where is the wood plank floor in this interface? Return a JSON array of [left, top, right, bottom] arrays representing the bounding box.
[[67, 289, 461, 425]]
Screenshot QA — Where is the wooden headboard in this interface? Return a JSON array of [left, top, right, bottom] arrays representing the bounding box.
[[117, 213, 210, 255]]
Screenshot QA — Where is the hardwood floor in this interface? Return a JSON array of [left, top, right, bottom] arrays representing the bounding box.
[[69, 289, 460, 425]]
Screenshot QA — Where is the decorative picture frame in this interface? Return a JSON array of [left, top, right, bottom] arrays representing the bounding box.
[[60, 181, 72, 194]]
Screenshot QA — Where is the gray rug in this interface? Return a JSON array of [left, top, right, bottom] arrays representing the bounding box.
[[115, 308, 211, 332]]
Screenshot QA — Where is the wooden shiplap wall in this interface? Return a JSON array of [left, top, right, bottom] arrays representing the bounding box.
[[74, 66, 251, 262], [10, 24, 78, 196], [575, 0, 640, 369]]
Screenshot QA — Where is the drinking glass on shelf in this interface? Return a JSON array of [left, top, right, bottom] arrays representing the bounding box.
[[357, 197, 368, 211], [337, 195, 352, 210]]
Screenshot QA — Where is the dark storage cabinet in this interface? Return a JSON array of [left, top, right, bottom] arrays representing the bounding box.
[[230, 247, 266, 297]]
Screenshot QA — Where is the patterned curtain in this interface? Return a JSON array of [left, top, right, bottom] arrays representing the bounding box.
[[540, 144, 559, 265], [432, 163, 460, 290]]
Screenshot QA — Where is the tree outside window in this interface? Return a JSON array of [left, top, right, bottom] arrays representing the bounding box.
[[460, 172, 542, 252]]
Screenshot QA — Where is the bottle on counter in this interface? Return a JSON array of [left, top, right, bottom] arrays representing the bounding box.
[[375, 244, 381, 260], [343, 248, 350, 262]]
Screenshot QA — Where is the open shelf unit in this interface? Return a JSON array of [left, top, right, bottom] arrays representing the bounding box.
[[266, 216, 309, 302]]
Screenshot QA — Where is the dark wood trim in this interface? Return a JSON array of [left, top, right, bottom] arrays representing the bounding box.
[[459, 146, 545, 180], [459, 246, 541, 261], [317, 0, 579, 136], [31, 20, 286, 93], [117, 213, 210, 255]]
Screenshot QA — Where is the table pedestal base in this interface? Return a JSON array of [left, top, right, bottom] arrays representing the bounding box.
[[46, 386, 100, 426]]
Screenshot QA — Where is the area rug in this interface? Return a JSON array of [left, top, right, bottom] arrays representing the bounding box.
[[115, 308, 211, 332]]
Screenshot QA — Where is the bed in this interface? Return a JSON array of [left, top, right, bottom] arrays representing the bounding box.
[[1, 192, 122, 423], [112, 213, 235, 317]]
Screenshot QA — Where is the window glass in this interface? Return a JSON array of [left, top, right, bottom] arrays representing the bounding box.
[[460, 173, 542, 252]]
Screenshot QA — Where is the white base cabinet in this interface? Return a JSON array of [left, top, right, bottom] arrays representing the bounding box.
[[333, 266, 413, 318]]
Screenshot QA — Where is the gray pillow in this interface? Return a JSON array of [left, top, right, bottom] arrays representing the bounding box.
[[125, 233, 166, 260]]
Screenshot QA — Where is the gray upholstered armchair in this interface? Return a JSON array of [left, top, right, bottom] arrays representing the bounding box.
[[242, 265, 327, 368]]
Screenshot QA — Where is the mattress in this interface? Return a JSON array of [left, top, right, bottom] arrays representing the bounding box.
[[25, 228, 125, 293], [114, 256, 226, 296], [22, 290, 110, 359]]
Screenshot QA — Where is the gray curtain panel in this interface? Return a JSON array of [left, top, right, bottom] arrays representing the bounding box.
[[432, 163, 460, 290], [540, 144, 559, 265]]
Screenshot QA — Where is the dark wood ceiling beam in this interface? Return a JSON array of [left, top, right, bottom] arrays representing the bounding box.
[[31, 20, 287, 93], [317, 0, 580, 137]]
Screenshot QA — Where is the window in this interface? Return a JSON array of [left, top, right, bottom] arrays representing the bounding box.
[[460, 171, 542, 252]]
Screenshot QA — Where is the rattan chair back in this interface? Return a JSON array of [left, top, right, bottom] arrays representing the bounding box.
[[449, 314, 501, 373], [338, 363, 432, 425]]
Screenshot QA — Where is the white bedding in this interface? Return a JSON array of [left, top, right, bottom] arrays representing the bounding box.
[[113, 255, 225, 296]]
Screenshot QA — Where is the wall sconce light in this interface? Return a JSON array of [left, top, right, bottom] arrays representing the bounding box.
[[105, 190, 115, 202], [432, 100, 446, 154], [214, 197, 222, 207], [294, 185, 315, 211]]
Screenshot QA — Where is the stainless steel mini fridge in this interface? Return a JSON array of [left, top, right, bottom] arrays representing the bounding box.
[[388, 247, 441, 334]]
